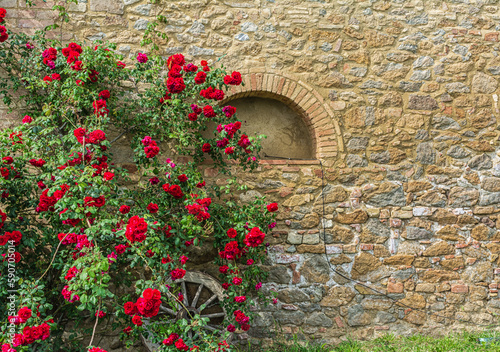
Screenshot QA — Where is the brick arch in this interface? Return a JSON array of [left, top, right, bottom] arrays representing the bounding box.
[[221, 71, 344, 160]]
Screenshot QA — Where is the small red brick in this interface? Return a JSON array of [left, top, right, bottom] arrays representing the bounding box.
[[485, 32, 499, 41], [334, 316, 344, 328], [451, 284, 468, 294], [466, 258, 477, 265], [387, 281, 404, 293]]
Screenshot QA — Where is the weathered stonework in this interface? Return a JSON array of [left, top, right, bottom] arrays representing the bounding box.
[[4, 0, 500, 349]]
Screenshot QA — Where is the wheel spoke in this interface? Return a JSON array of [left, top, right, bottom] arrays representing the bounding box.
[[201, 312, 225, 318], [191, 283, 204, 308], [202, 294, 218, 309], [160, 305, 176, 316], [201, 324, 218, 332], [181, 281, 188, 306]]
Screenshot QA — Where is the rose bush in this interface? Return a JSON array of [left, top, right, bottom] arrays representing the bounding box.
[[0, 6, 276, 352]]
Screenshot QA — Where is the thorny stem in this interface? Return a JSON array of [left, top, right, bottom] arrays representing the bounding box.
[[37, 232, 69, 282], [88, 296, 102, 347]]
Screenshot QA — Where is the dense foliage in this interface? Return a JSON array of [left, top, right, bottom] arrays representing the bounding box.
[[0, 6, 276, 352]]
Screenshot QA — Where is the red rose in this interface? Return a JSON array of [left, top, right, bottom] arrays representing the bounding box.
[[220, 241, 240, 260], [202, 143, 211, 153], [234, 296, 246, 303], [136, 296, 161, 318], [0, 25, 8, 43], [266, 202, 278, 212], [103, 172, 114, 181], [168, 64, 182, 78], [0, 8, 6, 23], [92, 100, 108, 117], [166, 77, 186, 94], [175, 338, 189, 351], [124, 302, 137, 316], [144, 140, 160, 158], [98, 90, 110, 100], [203, 106, 216, 118], [194, 71, 206, 84], [163, 333, 179, 346], [119, 205, 130, 214], [125, 215, 148, 243], [170, 268, 186, 280], [238, 134, 251, 149], [95, 310, 106, 318], [8, 231, 22, 246], [115, 244, 127, 254], [227, 228, 237, 238], [137, 53, 148, 63], [18, 307, 32, 323], [73, 127, 87, 143], [188, 112, 198, 121], [177, 174, 188, 182], [131, 315, 142, 326], [222, 105, 236, 118], [29, 159, 46, 167], [244, 227, 265, 247], [88, 129, 106, 144], [183, 63, 198, 72], [147, 203, 159, 214], [167, 54, 185, 67], [225, 147, 235, 155], [232, 277, 242, 285], [167, 184, 184, 199]]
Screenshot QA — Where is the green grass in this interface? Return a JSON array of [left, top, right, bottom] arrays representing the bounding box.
[[241, 331, 500, 352]]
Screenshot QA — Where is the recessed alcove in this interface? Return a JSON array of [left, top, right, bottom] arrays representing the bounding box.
[[221, 97, 315, 160]]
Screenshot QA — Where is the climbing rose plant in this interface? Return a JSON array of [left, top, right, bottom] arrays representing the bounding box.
[[0, 8, 276, 352]]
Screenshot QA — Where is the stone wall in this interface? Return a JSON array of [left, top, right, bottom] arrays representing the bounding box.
[[3, 0, 500, 348]]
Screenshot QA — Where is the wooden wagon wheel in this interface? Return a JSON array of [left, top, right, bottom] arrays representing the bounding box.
[[141, 271, 227, 352]]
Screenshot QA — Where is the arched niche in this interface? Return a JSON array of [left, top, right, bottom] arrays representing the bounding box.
[[222, 71, 344, 161], [226, 96, 314, 160]]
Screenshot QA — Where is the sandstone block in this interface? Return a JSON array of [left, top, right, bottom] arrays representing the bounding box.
[[320, 286, 356, 307], [419, 270, 460, 283], [336, 209, 368, 224], [472, 72, 498, 93], [383, 255, 415, 266], [351, 252, 382, 280]]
